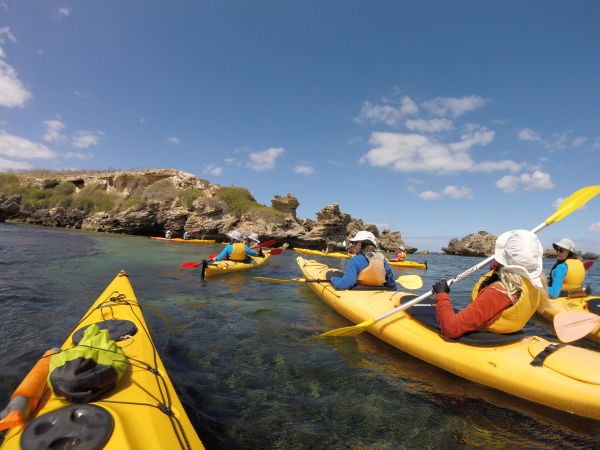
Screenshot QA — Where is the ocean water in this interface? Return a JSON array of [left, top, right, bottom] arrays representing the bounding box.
[[1, 222, 599, 449]]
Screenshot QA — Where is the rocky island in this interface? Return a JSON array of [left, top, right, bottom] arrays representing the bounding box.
[[0, 168, 410, 251]]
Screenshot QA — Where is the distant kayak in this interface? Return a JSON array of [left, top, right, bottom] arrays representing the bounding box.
[[0, 271, 204, 449], [150, 236, 216, 244], [294, 247, 427, 269], [297, 256, 600, 420]]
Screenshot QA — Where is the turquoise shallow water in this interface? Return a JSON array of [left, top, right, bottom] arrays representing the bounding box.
[[1, 222, 599, 449]]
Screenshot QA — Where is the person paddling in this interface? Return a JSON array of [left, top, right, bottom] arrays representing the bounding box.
[[246, 232, 265, 257], [329, 231, 398, 290], [547, 238, 586, 298], [431, 229, 545, 338], [213, 230, 257, 262], [393, 245, 406, 262]]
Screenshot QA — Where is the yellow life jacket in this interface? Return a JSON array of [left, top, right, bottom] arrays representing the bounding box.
[[471, 271, 541, 334], [357, 253, 387, 286], [562, 259, 585, 292], [229, 242, 248, 261]]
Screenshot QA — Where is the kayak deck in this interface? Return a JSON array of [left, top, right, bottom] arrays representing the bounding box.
[[1, 271, 204, 450], [204, 252, 272, 277], [297, 256, 600, 420], [293, 248, 427, 269]]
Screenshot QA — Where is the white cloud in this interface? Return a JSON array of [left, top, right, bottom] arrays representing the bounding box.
[[552, 197, 565, 209], [58, 6, 72, 17], [248, 147, 284, 171], [441, 185, 473, 199], [166, 136, 180, 145], [592, 139, 600, 151], [139, 118, 145, 125], [71, 130, 103, 148], [204, 164, 222, 176], [72, 90, 88, 99], [418, 190, 441, 200], [0, 156, 32, 170], [518, 128, 590, 151], [496, 170, 554, 192], [0, 131, 56, 159], [417, 185, 473, 201], [354, 95, 419, 126], [422, 95, 486, 117], [294, 164, 314, 175], [0, 28, 16, 44], [63, 151, 92, 160], [43, 119, 67, 143], [405, 118, 454, 133], [589, 222, 600, 232], [0, 29, 32, 108], [360, 130, 520, 174]]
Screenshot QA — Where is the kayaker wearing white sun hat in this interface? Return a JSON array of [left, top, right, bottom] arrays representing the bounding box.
[[432, 229, 545, 338], [329, 230, 398, 290], [547, 238, 586, 298]]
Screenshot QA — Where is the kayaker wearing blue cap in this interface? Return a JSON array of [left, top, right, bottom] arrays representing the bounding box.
[[547, 238, 586, 298], [213, 230, 258, 262], [432, 230, 545, 338], [329, 231, 398, 290]]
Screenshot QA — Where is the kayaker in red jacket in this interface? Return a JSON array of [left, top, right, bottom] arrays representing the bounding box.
[[432, 229, 545, 338]]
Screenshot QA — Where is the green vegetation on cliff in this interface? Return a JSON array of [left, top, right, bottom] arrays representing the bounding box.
[[216, 186, 283, 220]]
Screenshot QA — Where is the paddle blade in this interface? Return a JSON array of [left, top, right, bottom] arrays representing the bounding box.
[[254, 277, 306, 283], [258, 239, 276, 248], [584, 260, 594, 271], [545, 185, 600, 225], [554, 311, 600, 343], [395, 274, 423, 290], [268, 248, 284, 255], [320, 318, 375, 337], [180, 261, 201, 268], [208, 253, 217, 260]]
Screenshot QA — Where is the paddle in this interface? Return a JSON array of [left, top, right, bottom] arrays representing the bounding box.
[[181, 247, 286, 269], [554, 311, 600, 343], [584, 260, 594, 271], [254, 274, 424, 290], [321, 185, 600, 337]]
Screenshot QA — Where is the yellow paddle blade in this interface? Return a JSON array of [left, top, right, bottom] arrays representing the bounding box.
[[545, 185, 600, 225], [320, 318, 375, 337], [395, 274, 423, 290], [254, 277, 305, 283]]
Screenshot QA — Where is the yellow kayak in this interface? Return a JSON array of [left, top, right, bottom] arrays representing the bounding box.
[[1, 271, 204, 450], [538, 294, 600, 343], [293, 247, 427, 269], [203, 252, 271, 277], [297, 256, 600, 420], [150, 237, 216, 244]]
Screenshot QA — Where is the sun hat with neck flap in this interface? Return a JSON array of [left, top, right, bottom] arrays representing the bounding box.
[[226, 230, 244, 242], [494, 229, 544, 288]]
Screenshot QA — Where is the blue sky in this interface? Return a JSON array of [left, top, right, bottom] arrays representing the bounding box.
[[1, 1, 599, 252]]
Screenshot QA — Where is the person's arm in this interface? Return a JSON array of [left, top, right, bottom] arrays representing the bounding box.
[[434, 282, 511, 338], [547, 264, 567, 298], [331, 256, 364, 290], [244, 245, 258, 256], [213, 245, 231, 261], [383, 260, 398, 290]]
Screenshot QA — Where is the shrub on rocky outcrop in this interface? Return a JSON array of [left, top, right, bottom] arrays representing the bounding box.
[[179, 188, 204, 208], [142, 179, 178, 203]]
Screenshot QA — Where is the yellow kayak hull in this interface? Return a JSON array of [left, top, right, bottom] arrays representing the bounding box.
[[293, 248, 427, 269], [297, 257, 600, 420], [150, 237, 216, 244], [204, 253, 271, 277], [1, 271, 204, 450]]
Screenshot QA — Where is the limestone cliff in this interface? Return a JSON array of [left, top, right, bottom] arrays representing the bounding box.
[[0, 169, 411, 251]]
